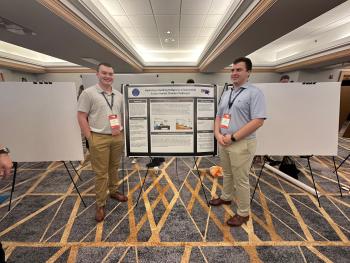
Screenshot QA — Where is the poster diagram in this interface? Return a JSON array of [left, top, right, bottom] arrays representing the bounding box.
[[124, 84, 217, 156]]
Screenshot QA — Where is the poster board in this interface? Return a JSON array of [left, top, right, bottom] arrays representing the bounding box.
[[124, 84, 217, 157], [251, 82, 340, 155], [0, 82, 84, 162]]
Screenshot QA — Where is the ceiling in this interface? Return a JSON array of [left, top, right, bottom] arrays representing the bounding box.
[[0, 0, 349, 73]]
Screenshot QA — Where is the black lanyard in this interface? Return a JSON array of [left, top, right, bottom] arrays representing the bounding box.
[[228, 88, 244, 109], [102, 92, 114, 112]]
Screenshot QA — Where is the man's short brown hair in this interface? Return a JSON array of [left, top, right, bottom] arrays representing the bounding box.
[[97, 62, 113, 72], [233, 57, 252, 71]]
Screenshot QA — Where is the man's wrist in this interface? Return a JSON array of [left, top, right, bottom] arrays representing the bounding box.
[[231, 134, 237, 142]]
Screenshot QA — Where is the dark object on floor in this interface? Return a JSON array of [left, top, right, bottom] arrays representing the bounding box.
[[279, 156, 300, 179], [146, 157, 165, 168], [264, 156, 281, 166], [0, 242, 5, 263]]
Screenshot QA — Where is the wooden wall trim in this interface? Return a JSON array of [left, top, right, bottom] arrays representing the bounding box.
[[0, 58, 46, 73], [199, 0, 277, 71], [275, 48, 350, 73], [37, 0, 143, 72]]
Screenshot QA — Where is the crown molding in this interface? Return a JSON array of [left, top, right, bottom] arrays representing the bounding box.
[[275, 47, 350, 72], [1, 47, 349, 74], [45, 67, 95, 73], [199, 0, 277, 72], [0, 58, 46, 73], [37, 0, 143, 72], [143, 67, 200, 73]]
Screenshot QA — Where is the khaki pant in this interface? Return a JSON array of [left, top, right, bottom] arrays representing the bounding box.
[[220, 138, 257, 217], [89, 132, 124, 207]]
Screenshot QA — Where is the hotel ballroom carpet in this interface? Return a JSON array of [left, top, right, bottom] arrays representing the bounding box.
[[0, 138, 350, 262]]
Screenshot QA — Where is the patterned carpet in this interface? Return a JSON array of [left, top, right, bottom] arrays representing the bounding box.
[[0, 138, 349, 262]]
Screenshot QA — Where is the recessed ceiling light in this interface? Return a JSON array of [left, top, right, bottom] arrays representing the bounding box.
[[166, 31, 171, 34], [81, 57, 100, 65], [164, 38, 175, 43]]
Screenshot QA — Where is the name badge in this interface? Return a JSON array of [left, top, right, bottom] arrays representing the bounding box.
[[220, 114, 231, 129], [109, 115, 120, 130]]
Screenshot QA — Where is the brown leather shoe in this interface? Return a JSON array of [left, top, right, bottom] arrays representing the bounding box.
[[95, 206, 105, 222], [227, 214, 249, 227], [110, 191, 128, 202], [208, 197, 231, 206]]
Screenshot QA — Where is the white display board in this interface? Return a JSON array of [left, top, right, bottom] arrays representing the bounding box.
[[253, 82, 340, 155], [0, 82, 84, 162], [124, 84, 217, 157]]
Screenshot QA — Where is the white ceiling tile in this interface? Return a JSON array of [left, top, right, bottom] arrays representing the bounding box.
[[135, 27, 159, 37], [150, 0, 181, 15], [100, 0, 125, 15], [180, 38, 197, 44], [128, 15, 156, 27], [180, 15, 206, 28], [182, 0, 212, 15], [203, 15, 222, 27], [180, 27, 201, 37], [208, 0, 233, 15], [179, 42, 197, 49], [195, 36, 210, 47], [119, 0, 152, 15], [156, 15, 179, 35], [123, 27, 140, 37], [199, 27, 216, 37], [139, 37, 162, 49], [112, 16, 132, 27]]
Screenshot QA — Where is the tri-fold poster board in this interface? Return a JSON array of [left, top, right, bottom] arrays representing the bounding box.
[[124, 84, 218, 157]]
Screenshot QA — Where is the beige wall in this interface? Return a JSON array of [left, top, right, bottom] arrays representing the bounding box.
[[0, 67, 37, 82]]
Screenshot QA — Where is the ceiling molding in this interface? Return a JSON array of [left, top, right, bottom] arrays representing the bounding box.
[[37, 0, 143, 72], [0, 58, 46, 73], [45, 67, 95, 73], [143, 67, 200, 73], [199, 0, 277, 72], [275, 47, 350, 72]]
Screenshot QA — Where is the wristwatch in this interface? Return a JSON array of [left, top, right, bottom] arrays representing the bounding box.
[[0, 147, 10, 155], [231, 134, 237, 142]]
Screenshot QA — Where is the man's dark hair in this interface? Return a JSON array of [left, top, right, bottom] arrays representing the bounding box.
[[186, 79, 195, 83], [233, 57, 252, 71], [280, 74, 290, 81], [97, 62, 113, 72]]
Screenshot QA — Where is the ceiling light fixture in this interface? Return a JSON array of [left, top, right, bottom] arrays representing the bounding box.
[[164, 38, 175, 43], [81, 57, 100, 65], [0, 16, 37, 36], [166, 31, 171, 34]]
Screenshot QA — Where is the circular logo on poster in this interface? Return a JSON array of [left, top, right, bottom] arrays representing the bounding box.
[[132, 88, 140, 96]]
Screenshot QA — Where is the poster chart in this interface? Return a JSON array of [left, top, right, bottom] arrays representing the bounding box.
[[124, 84, 217, 157], [0, 82, 84, 162]]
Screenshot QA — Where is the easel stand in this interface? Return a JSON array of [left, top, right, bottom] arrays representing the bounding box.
[[8, 162, 18, 211], [61, 161, 87, 207], [8, 161, 87, 211], [136, 157, 153, 206], [135, 156, 210, 207], [334, 153, 350, 172], [250, 155, 343, 208]]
